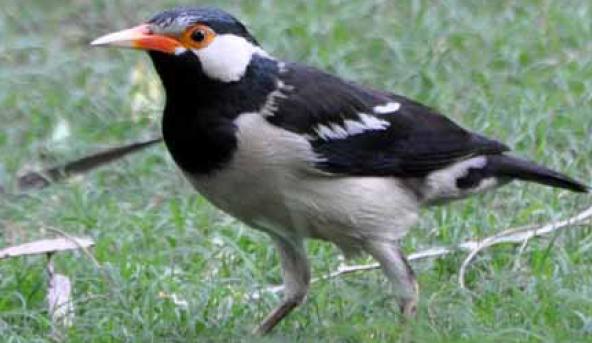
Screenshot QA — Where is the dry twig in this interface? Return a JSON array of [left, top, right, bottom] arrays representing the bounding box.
[[17, 137, 162, 192], [458, 205, 592, 288], [0, 237, 94, 260], [47, 255, 75, 329]]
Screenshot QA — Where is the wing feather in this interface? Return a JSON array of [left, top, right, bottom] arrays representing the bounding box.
[[267, 63, 509, 177]]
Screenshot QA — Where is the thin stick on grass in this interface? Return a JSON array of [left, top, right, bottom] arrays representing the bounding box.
[[17, 137, 162, 192], [457, 204, 592, 288]]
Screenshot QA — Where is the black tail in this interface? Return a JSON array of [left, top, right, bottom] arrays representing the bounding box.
[[486, 155, 589, 193]]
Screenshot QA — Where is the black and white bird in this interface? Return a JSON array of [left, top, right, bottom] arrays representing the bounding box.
[[91, 7, 588, 334]]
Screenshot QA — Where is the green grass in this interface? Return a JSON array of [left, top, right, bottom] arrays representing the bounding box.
[[1, 0, 591, 341]]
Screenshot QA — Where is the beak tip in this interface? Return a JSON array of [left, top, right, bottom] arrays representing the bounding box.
[[90, 35, 112, 47], [89, 25, 180, 54]]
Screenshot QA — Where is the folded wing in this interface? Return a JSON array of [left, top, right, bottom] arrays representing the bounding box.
[[267, 63, 509, 177]]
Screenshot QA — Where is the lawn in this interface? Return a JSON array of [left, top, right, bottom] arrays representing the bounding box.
[[1, 0, 591, 341]]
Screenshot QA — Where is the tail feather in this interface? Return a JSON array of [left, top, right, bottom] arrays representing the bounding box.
[[487, 155, 589, 193]]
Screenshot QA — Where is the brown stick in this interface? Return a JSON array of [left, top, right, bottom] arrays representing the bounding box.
[[17, 137, 162, 192]]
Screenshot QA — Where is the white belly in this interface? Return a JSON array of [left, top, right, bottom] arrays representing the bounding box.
[[185, 112, 420, 253]]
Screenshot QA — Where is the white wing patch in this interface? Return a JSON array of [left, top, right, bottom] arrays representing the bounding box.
[[373, 102, 401, 114], [358, 113, 390, 130], [343, 119, 371, 135], [315, 124, 338, 140], [312, 113, 390, 141], [260, 79, 294, 117]]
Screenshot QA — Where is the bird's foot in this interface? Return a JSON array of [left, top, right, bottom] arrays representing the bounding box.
[[252, 299, 300, 335], [400, 298, 418, 319]]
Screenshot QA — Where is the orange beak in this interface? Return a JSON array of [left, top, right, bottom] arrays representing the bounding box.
[[90, 24, 185, 55]]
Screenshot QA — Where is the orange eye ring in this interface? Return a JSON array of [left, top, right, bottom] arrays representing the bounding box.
[[181, 24, 215, 49]]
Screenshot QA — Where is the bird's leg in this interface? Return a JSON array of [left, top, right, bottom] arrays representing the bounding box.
[[253, 236, 310, 335], [364, 241, 419, 318]]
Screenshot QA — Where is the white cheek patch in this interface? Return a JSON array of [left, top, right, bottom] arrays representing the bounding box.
[[193, 34, 271, 82], [373, 102, 401, 114]]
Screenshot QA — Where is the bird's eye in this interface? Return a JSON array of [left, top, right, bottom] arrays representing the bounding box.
[[182, 25, 215, 49], [191, 29, 206, 42]]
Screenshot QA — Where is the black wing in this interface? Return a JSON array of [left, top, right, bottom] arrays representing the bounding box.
[[268, 63, 509, 177]]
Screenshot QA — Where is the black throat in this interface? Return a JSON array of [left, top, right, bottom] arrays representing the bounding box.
[[148, 51, 279, 175]]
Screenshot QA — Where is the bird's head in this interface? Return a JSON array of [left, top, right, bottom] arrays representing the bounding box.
[[91, 7, 270, 83]]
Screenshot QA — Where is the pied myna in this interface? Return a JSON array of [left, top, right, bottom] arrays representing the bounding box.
[[91, 7, 589, 334]]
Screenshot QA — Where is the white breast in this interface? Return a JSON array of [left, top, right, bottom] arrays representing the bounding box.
[[186, 112, 420, 254]]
